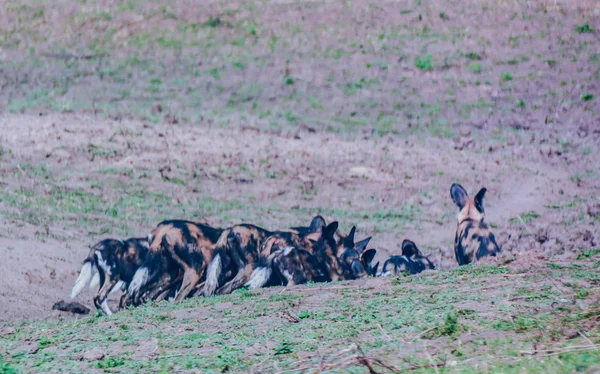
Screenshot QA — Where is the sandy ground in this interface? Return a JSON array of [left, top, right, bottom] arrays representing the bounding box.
[[0, 113, 597, 321]]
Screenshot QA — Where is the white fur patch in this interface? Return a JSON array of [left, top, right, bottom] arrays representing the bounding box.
[[100, 299, 113, 316], [110, 281, 125, 295], [95, 251, 111, 277], [71, 262, 94, 299], [281, 269, 294, 283], [203, 254, 222, 296], [245, 267, 272, 289], [283, 246, 294, 256], [89, 272, 100, 289], [128, 267, 149, 296]]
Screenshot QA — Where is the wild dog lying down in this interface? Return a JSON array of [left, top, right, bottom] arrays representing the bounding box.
[[272, 232, 377, 286], [246, 221, 347, 289], [379, 239, 435, 277], [71, 238, 148, 315], [337, 229, 378, 279], [127, 220, 223, 306], [202, 216, 327, 296], [251, 223, 376, 288], [450, 184, 501, 265]]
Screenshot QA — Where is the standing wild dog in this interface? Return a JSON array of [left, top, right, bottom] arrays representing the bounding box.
[[379, 239, 435, 277], [127, 220, 224, 306], [451, 184, 501, 265], [71, 238, 149, 315], [202, 216, 327, 296]]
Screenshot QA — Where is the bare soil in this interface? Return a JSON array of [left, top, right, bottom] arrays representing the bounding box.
[[0, 111, 597, 321]]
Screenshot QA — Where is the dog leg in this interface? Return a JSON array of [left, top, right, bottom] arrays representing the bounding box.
[[174, 268, 201, 302]]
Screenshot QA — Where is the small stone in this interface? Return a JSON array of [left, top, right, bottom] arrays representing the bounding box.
[[83, 348, 105, 361]]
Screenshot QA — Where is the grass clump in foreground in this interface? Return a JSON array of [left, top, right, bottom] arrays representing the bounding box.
[[1, 264, 600, 372]]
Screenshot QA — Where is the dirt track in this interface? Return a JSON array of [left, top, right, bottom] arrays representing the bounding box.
[[0, 113, 598, 321]]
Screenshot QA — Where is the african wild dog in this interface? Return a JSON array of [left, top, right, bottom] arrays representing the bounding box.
[[202, 223, 271, 296], [379, 239, 435, 277], [246, 221, 343, 289], [71, 238, 148, 315], [270, 221, 342, 286], [127, 220, 224, 306], [451, 183, 501, 265], [201, 216, 328, 296], [337, 228, 378, 279]]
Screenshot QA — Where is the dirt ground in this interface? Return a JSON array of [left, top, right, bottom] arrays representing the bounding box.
[[0, 0, 599, 322], [0, 111, 597, 322]]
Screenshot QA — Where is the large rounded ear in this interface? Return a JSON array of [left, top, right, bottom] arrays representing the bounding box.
[[401, 239, 420, 257], [450, 183, 468, 209], [371, 262, 380, 276], [474, 188, 487, 213], [346, 226, 356, 244], [323, 222, 339, 240], [353, 237, 372, 253], [361, 248, 377, 265], [309, 215, 327, 233]]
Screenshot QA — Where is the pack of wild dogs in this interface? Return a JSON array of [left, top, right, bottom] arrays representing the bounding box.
[[70, 184, 501, 315]]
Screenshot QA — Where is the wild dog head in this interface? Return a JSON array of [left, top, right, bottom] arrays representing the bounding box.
[[338, 229, 377, 279], [401, 239, 435, 273], [451, 184, 501, 265], [380, 240, 434, 277], [272, 246, 328, 286]]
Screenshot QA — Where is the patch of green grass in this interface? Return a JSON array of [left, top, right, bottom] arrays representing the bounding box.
[[422, 312, 465, 339], [500, 72, 513, 82], [509, 210, 540, 224], [469, 62, 481, 73], [575, 24, 595, 34], [463, 52, 482, 61], [415, 54, 433, 70], [581, 93, 594, 101], [577, 248, 600, 259]]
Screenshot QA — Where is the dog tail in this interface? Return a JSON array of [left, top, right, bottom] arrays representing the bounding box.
[[71, 260, 96, 299]]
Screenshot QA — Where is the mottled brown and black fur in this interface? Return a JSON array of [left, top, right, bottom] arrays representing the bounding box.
[[247, 220, 342, 288], [202, 223, 272, 296], [70, 237, 149, 315], [337, 228, 377, 279], [127, 220, 224, 305], [271, 223, 377, 285], [380, 239, 435, 277], [451, 184, 501, 265], [202, 216, 328, 295]]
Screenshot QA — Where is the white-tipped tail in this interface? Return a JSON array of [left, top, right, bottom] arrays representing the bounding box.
[[203, 254, 222, 296], [71, 262, 95, 299], [128, 267, 149, 296], [89, 272, 100, 289], [245, 267, 272, 290]]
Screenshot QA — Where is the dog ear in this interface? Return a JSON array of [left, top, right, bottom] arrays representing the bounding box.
[[323, 222, 339, 240], [346, 226, 356, 243], [450, 183, 468, 210], [371, 261, 380, 276], [401, 239, 420, 258], [353, 237, 371, 253], [309, 215, 327, 233], [361, 248, 376, 265], [474, 188, 487, 214]]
